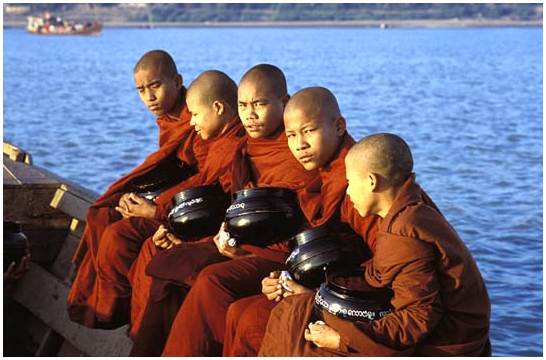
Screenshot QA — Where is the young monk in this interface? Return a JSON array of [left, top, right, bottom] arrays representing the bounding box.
[[67, 50, 209, 329], [130, 65, 320, 356], [126, 69, 246, 339], [222, 87, 378, 356], [259, 133, 491, 356]]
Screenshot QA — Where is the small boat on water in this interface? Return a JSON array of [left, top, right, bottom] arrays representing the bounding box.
[[27, 12, 102, 36], [3, 141, 131, 356]]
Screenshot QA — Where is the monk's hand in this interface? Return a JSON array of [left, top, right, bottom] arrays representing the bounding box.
[[152, 225, 168, 247], [4, 253, 31, 284], [116, 193, 133, 218], [212, 231, 237, 258], [212, 223, 249, 259], [115, 192, 139, 218], [304, 321, 341, 349], [262, 271, 283, 301], [154, 226, 182, 250], [152, 225, 181, 250], [164, 232, 182, 250], [4, 253, 31, 295], [282, 279, 313, 298], [115, 193, 157, 218], [125, 193, 157, 218]]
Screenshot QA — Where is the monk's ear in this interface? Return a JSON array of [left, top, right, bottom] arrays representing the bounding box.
[[174, 74, 183, 90], [213, 100, 225, 116], [281, 94, 290, 107], [334, 116, 346, 136], [368, 172, 379, 192]]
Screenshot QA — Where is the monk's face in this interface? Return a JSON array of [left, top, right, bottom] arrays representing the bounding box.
[[237, 81, 284, 139], [134, 65, 182, 118], [187, 91, 225, 140], [284, 107, 345, 171], [345, 160, 376, 217]]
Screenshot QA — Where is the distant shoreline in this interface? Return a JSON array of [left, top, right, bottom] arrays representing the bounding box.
[[3, 18, 542, 29]]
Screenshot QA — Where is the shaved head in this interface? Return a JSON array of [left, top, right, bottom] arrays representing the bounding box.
[[239, 64, 287, 98], [285, 87, 341, 123], [348, 133, 413, 187], [237, 64, 288, 139], [133, 50, 183, 117], [187, 70, 238, 110], [284, 86, 346, 170], [134, 50, 178, 77]]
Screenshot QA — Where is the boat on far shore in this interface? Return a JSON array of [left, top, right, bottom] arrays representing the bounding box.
[[27, 12, 102, 36]]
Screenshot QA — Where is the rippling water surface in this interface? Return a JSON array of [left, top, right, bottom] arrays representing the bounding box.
[[4, 27, 542, 356]]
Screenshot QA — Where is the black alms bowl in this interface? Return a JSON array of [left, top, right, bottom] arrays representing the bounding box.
[[168, 184, 229, 241], [286, 225, 342, 288], [314, 269, 393, 322], [224, 187, 302, 246], [128, 155, 195, 200]]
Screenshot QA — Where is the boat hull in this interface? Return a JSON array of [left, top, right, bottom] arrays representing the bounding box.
[[27, 23, 102, 36]]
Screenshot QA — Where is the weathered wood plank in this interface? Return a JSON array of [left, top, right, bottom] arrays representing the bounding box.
[[51, 219, 87, 283], [4, 161, 22, 185], [58, 183, 98, 205], [50, 231, 81, 281], [4, 156, 59, 186], [57, 339, 84, 356], [12, 264, 133, 356], [50, 186, 93, 222], [23, 228, 68, 264], [4, 154, 98, 202], [4, 187, 68, 224], [3, 141, 33, 164], [69, 218, 86, 238], [35, 328, 64, 356], [4, 154, 97, 266]]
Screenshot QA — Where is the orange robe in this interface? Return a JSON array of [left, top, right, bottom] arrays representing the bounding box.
[[66, 88, 210, 328], [222, 135, 378, 356], [259, 175, 491, 356], [131, 129, 319, 356], [126, 118, 245, 338]]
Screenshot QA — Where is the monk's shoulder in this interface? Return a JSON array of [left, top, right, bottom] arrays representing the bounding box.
[[371, 210, 437, 272], [391, 203, 456, 245]]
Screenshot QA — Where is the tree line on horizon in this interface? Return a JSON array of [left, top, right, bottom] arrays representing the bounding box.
[[6, 3, 542, 23]]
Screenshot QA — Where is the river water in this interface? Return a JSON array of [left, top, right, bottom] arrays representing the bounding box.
[[3, 27, 542, 356]]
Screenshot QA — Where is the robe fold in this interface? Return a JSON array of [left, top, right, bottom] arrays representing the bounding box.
[[161, 256, 283, 356], [259, 175, 491, 356], [222, 134, 379, 356], [67, 88, 211, 328], [131, 129, 319, 355], [127, 119, 246, 338], [223, 294, 277, 356]]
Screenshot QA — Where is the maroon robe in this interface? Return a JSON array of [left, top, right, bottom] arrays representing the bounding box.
[[259, 175, 491, 356], [67, 88, 210, 328]]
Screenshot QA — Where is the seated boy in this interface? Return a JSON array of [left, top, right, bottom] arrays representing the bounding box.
[[67, 50, 208, 328], [259, 133, 491, 356], [223, 87, 377, 356]]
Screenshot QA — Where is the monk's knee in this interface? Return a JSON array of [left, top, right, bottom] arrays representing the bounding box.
[[96, 222, 133, 271], [104, 219, 134, 239], [193, 262, 227, 291], [228, 298, 248, 319], [226, 300, 246, 329]]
